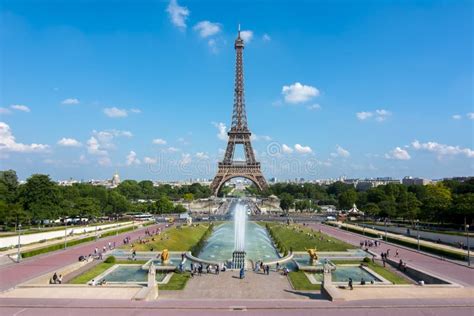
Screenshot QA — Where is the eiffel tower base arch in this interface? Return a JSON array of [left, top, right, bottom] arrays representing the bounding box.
[[211, 164, 267, 196]]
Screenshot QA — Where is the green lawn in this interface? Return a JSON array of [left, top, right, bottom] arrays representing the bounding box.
[[288, 271, 321, 290], [265, 223, 355, 252], [68, 260, 147, 284], [159, 272, 191, 290], [124, 224, 210, 252]]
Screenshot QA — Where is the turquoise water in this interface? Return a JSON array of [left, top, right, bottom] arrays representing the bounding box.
[[198, 221, 280, 262], [313, 266, 381, 283], [97, 265, 166, 283]]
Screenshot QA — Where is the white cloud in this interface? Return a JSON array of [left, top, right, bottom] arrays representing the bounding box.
[[282, 144, 293, 154], [385, 147, 411, 160], [412, 140, 474, 158], [87, 136, 108, 156], [152, 138, 167, 145], [98, 156, 112, 166], [307, 104, 321, 111], [180, 153, 192, 165], [129, 108, 141, 113], [195, 152, 209, 159], [251, 134, 272, 142], [57, 137, 82, 147], [61, 98, 79, 105], [331, 145, 350, 158], [0, 108, 11, 115], [356, 109, 391, 122], [212, 122, 227, 140], [262, 33, 271, 42], [10, 104, 30, 112], [282, 82, 320, 104], [194, 21, 221, 38], [452, 114, 462, 120], [294, 144, 312, 154], [165, 146, 180, 153], [126, 151, 141, 166], [240, 30, 253, 43], [356, 111, 373, 120], [144, 156, 158, 164], [103, 107, 128, 118], [92, 129, 132, 150], [0, 122, 49, 153], [166, 0, 190, 29], [467, 113, 474, 120]]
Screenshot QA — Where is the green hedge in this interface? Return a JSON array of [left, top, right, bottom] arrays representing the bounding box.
[[324, 222, 466, 261], [265, 223, 289, 256], [101, 226, 136, 238]]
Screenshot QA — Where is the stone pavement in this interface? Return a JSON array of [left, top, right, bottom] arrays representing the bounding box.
[[306, 222, 474, 286], [0, 224, 163, 292], [160, 270, 322, 300]]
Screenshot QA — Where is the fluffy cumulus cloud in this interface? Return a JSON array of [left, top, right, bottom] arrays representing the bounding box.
[[165, 146, 180, 153], [467, 113, 474, 120], [412, 140, 474, 158], [10, 104, 30, 112], [281, 144, 293, 154], [152, 138, 167, 145], [194, 21, 221, 38], [385, 147, 411, 160], [282, 82, 320, 104], [294, 144, 312, 154], [86, 136, 107, 156], [143, 156, 157, 164], [212, 122, 227, 140], [251, 134, 272, 142], [61, 98, 79, 105], [307, 104, 321, 111], [240, 30, 253, 43], [331, 145, 350, 158], [356, 109, 391, 122], [180, 153, 192, 165], [126, 151, 141, 166], [0, 122, 49, 153], [103, 107, 128, 118], [57, 137, 82, 147], [0, 108, 11, 115], [86, 129, 132, 158], [452, 114, 462, 120], [166, 0, 190, 29]]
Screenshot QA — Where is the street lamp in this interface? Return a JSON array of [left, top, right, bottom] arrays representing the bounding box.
[[466, 224, 470, 267], [416, 219, 420, 252], [17, 223, 22, 263], [64, 219, 68, 250], [384, 219, 388, 242]]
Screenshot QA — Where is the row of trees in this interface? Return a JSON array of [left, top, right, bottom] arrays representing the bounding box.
[[0, 170, 211, 228], [264, 180, 473, 224]]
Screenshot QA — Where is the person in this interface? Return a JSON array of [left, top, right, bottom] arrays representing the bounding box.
[[395, 249, 399, 257], [88, 279, 96, 286], [215, 264, 220, 275], [360, 278, 365, 285], [239, 267, 245, 279], [190, 269, 194, 278], [276, 262, 280, 271], [398, 259, 403, 269], [58, 274, 63, 284], [348, 278, 353, 290], [52, 273, 58, 284]]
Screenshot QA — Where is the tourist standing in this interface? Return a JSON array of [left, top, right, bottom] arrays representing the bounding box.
[[348, 278, 353, 290]]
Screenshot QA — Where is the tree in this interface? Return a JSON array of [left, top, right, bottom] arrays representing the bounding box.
[[363, 202, 380, 217], [117, 180, 142, 200], [397, 191, 421, 220], [338, 189, 357, 209], [0, 169, 18, 203], [106, 191, 130, 216], [155, 196, 175, 214], [174, 204, 187, 213], [279, 193, 294, 212], [76, 197, 101, 218], [20, 174, 61, 222], [452, 193, 474, 224], [183, 193, 194, 203], [421, 184, 452, 221]]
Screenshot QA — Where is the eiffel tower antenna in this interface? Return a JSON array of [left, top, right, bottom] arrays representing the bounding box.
[[211, 29, 268, 195]]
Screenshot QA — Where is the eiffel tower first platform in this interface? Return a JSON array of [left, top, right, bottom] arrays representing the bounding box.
[[210, 28, 268, 196]]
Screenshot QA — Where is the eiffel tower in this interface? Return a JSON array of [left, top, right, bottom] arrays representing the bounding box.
[[210, 27, 268, 196]]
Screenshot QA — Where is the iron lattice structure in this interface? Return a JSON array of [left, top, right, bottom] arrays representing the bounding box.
[[211, 30, 268, 195]]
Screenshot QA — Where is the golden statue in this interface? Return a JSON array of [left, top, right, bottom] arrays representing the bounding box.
[[161, 249, 170, 263], [306, 248, 318, 264]]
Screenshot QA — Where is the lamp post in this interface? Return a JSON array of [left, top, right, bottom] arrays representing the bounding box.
[[384, 219, 388, 242], [416, 219, 420, 252], [466, 224, 470, 267], [64, 219, 68, 250], [17, 223, 22, 263]]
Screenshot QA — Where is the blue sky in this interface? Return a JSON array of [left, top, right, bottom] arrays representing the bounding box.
[[0, 0, 472, 181]]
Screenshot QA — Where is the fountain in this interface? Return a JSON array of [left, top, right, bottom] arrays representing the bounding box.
[[232, 201, 247, 269]]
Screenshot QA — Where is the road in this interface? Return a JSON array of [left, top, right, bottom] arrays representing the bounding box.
[[306, 222, 474, 286], [0, 223, 163, 292]]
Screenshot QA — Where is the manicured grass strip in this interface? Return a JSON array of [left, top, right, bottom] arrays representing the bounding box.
[[324, 222, 467, 261], [365, 262, 410, 284], [69, 262, 114, 284], [288, 271, 321, 291], [126, 224, 211, 252], [159, 272, 191, 290], [265, 222, 355, 253]]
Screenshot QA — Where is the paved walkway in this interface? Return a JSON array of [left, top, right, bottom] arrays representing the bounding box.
[[161, 270, 321, 300], [306, 223, 474, 286], [0, 224, 163, 292]]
